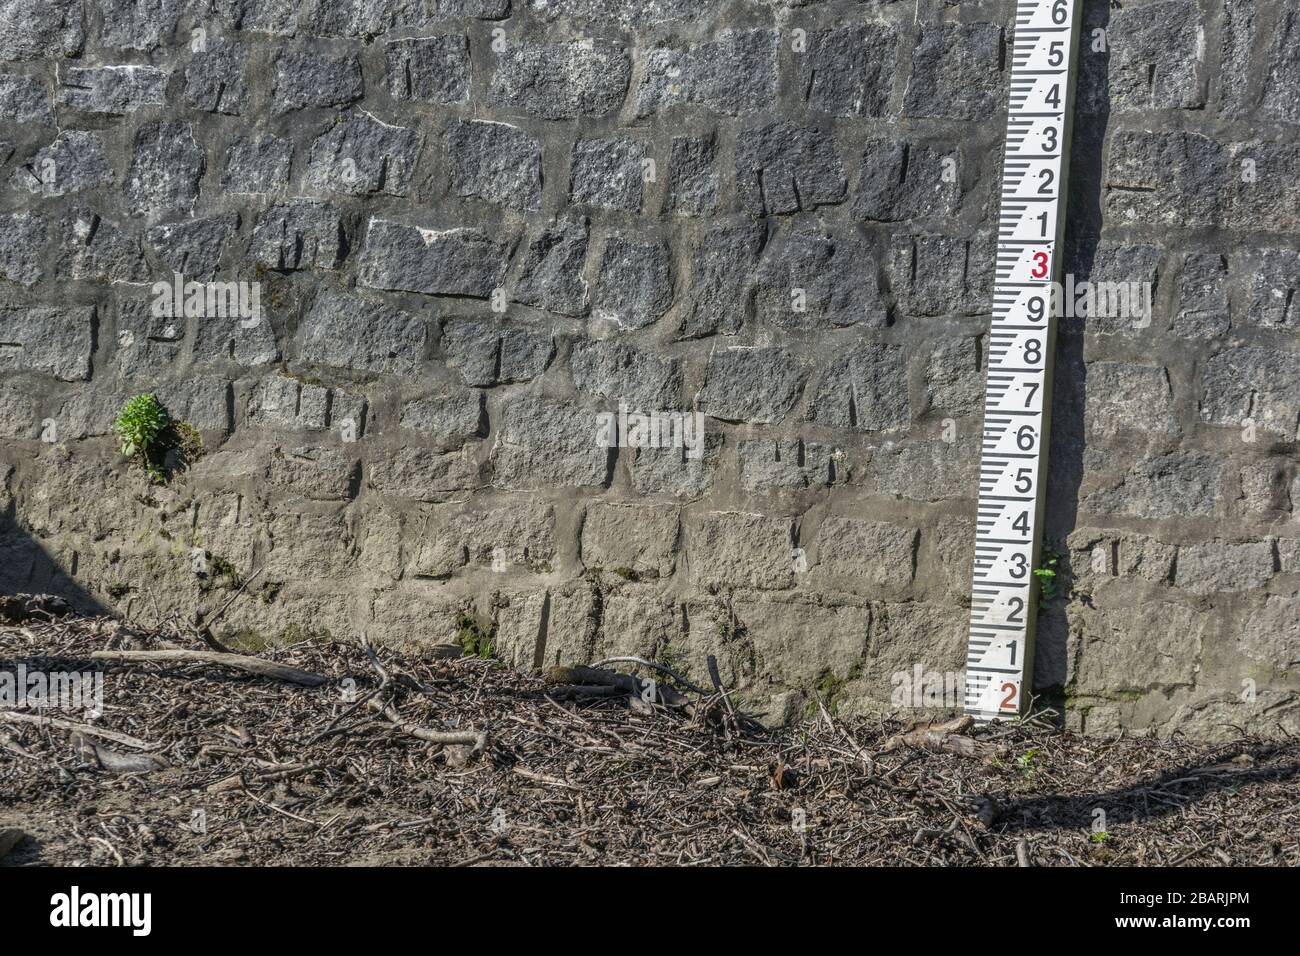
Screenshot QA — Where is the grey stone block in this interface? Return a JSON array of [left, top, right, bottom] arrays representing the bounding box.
[[0, 73, 52, 124], [1085, 362, 1176, 437], [699, 347, 805, 425], [592, 235, 673, 330], [299, 290, 428, 376], [512, 216, 589, 316], [1106, 130, 1227, 229], [123, 121, 205, 216], [571, 339, 682, 410], [10, 131, 113, 197], [489, 39, 631, 119], [1108, 2, 1205, 111], [56, 210, 149, 282], [903, 23, 1003, 120], [870, 439, 977, 501], [807, 341, 908, 432], [570, 137, 644, 211], [924, 336, 983, 417], [306, 111, 425, 197], [735, 122, 846, 216], [490, 395, 612, 490], [688, 512, 792, 590], [738, 438, 836, 492], [1261, 7, 1300, 123], [221, 135, 293, 194], [630, 432, 720, 499], [0, 0, 84, 59], [441, 318, 554, 386], [1174, 252, 1229, 339], [636, 29, 777, 117], [0, 304, 94, 381], [1201, 346, 1300, 440], [184, 39, 249, 114], [798, 23, 897, 118], [386, 34, 470, 104], [358, 219, 511, 298], [147, 214, 239, 280], [399, 391, 487, 450], [816, 517, 917, 594], [0, 212, 46, 287], [99, 0, 185, 51], [1174, 541, 1275, 595], [755, 228, 887, 330], [853, 138, 961, 223], [273, 46, 363, 114], [58, 65, 168, 114], [1082, 450, 1222, 518], [581, 502, 679, 578], [1242, 249, 1300, 330], [679, 219, 765, 338], [193, 313, 280, 367], [250, 200, 343, 271], [446, 120, 541, 210], [665, 134, 718, 215]]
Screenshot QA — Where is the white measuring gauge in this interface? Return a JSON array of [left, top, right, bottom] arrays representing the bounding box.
[[965, 0, 1082, 720]]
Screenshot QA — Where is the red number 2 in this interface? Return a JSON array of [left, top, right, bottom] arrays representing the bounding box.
[[1030, 251, 1049, 279], [1000, 682, 1018, 711]]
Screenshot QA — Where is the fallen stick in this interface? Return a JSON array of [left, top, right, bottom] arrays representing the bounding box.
[[72, 733, 168, 774], [882, 716, 1001, 758], [0, 710, 154, 750], [364, 696, 487, 749], [89, 649, 328, 687]]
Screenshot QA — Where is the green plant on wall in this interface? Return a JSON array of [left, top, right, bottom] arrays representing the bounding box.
[[1033, 547, 1063, 612], [113, 394, 204, 484]]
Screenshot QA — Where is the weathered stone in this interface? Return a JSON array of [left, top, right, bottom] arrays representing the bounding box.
[[1260, 7, 1300, 123], [870, 439, 977, 501], [808, 341, 908, 432], [1224, 141, 1300, 232], [358, 219, 510, 298], [0, 212, 46, 286], [699, 347, 804, 425], [1242, 249, 1300, 330], [113, 298, 184, 378], [1106, 130, 1227, 229], [386, 34, 470, 104], [299, 290, 428, 376], [1072, 603, 1204, 694], [1238, 459, 1292, 516], [368, 447, 480, 501], [412, 503, 554, 577], [221, 135, 293, 194], [1174, 252, 1230, 338], [146, 215, 239, 280], [738, 438, 836, 492], [735, 122, 846, 216], [0, 73, 52, 124], [1201, 346, 1300, 440], [581, 502, 679, 578], [493, 590, 547, 672], [1108, 3, 1205, 111], [1083, 450, 1222, 518], [853, 138, 961, 222], [0, 305, 94, 381], [1175, 541, 1275, 594], [371, 588, 465, 647], [665, 134, 718, 215], [1240, 597, 1300, 671], [300, 0, 430, 36], [399, 391, 486, 450], [490, 40, 631, 119], [815, 517, 916, 595], [0, 0, 83, 59], [755, 229, 887, 330], [592, 235, 673, 330], [184, 39, 249, 114], [689, 512, 792, 590], [798, 24, 897, 117], [636, 29, 777, 117], [571, 339, 682, 410], [679, 219, 765, 338], [124, 122, 205, 216], [58, 66, 167, 114], [902, 23, 1003, 120], [273, 46, 363, 114], [490, 396, 612, 490], [441, 318, 554, 386], [249, 374, 327, 430], [1085, 362, 1176, 437], [526, 0, 702, 26], [155, 376, 233, 433], [924, 337, 983, 417], [889, 233, 994, 317], [733, 592, 872, 689], [10, 131, 113, 197], [630, 433, 721, 499], [250, 201, 343, 271], [512, 216, 589, 316], [437, 0, 509, 16], [596, 587, 679, 660], [446, 120, 541, 210], [211, 0, 297, 35], [99, 0, 184, 51], [193, 312, 279, 367], [306, 112, 424, 197], [571, 137, 644, 211], [56, 210, 149, 282], [263, 510, 355, 578]]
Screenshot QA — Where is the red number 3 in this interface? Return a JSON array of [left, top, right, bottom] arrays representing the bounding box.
[[1030, 251, 1049, 278]]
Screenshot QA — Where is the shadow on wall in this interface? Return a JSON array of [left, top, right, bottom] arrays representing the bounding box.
[[1034, 0, 1112, 693], [0, 506, 109, 617]]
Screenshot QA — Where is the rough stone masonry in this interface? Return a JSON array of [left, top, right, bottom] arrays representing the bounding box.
[[0, 0, 1296, 739]]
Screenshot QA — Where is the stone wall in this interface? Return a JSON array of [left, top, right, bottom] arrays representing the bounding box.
[[0, 0, 1297, 738]]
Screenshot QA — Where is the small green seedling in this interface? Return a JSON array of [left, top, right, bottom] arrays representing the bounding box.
[[114, 394, 169, 482], [1016, 747, 1040, 769], [1033, 548, 1063, 610], [1090, 831, 1110, 844]]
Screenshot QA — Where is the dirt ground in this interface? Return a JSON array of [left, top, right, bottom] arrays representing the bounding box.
[[2, 597, 1297, 867]]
